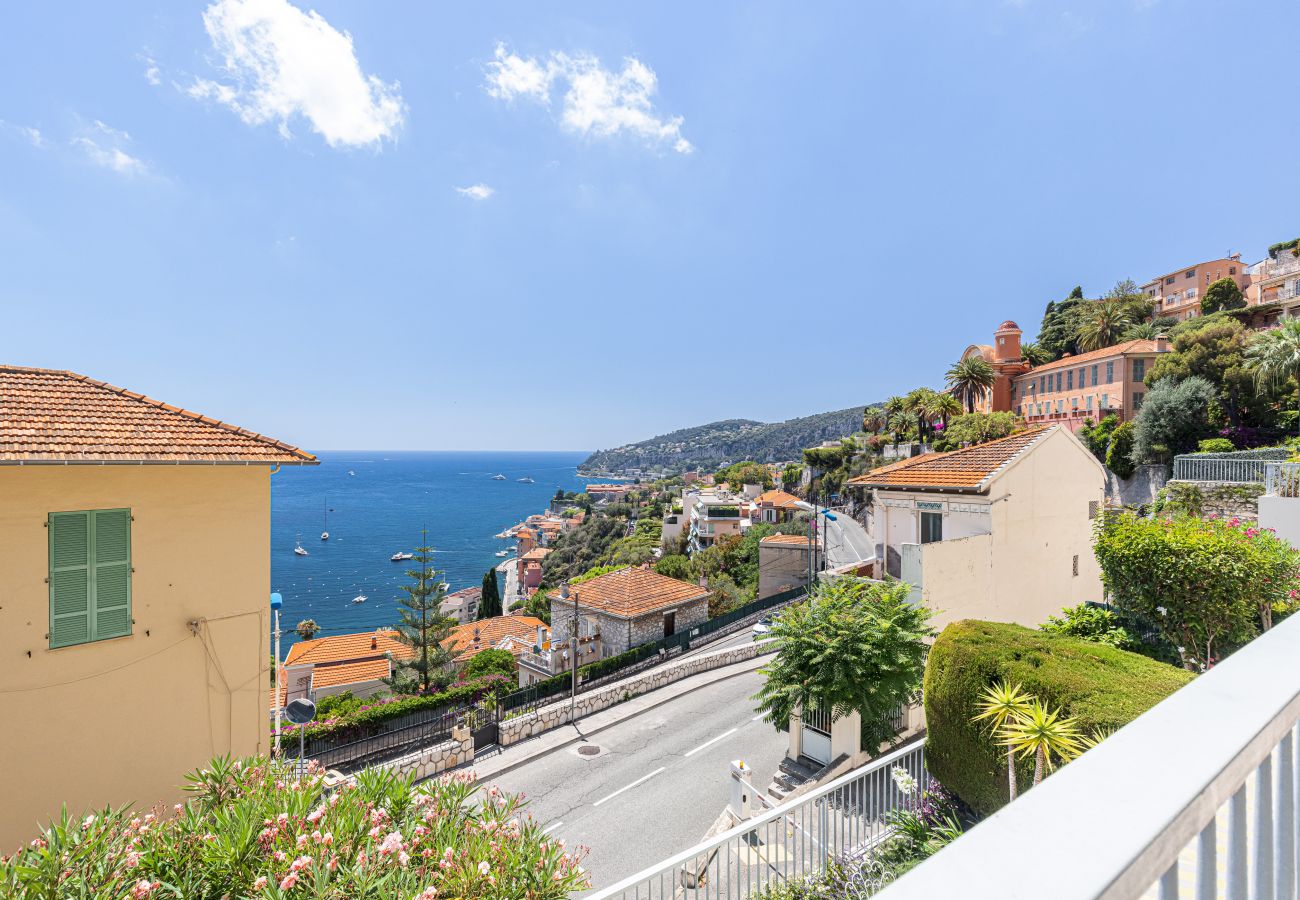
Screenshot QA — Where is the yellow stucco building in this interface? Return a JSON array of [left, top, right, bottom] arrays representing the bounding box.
[[0, 365, 314, 848]]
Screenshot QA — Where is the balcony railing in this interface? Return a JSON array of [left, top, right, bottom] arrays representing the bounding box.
[[873, 605, 1300, 899], [587, 741, 929, 899], [1171, 452, 1289, 483], [1265, 462, 1300, 498]]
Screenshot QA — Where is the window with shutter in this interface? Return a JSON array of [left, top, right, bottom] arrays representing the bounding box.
[[48, 508, 131, 648]]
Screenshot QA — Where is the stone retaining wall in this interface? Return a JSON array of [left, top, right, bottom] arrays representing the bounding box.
[[1159, 480, 1263, 521], [500, 641, 773, 747], [338, 726, 475, 785]]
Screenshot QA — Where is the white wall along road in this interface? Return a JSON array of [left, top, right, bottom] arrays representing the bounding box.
[[485, 669, 787, 892]]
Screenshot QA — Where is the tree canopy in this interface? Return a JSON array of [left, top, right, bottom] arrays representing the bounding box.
[[1201, 277, 1245, 315], [1129, 376, 1217, 465]]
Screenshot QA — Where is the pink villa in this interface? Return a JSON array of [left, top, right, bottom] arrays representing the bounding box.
[[1010, 338, 1168, 431]]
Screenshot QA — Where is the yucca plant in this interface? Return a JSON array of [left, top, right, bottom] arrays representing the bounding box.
[[971, 681, 1032, 800], [1001, 698, 1085, 786]]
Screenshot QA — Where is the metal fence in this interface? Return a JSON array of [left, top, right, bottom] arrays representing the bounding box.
[[1171, 451, 1289, 484], [294, 705, 462, 771], [587, 741, 929, 899], [1266, 462, 1300, 498]]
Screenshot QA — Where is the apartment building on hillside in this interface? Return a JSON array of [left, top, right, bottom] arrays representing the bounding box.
[[1247, 248, 1300, 319], [1142, 255, 1248, 321], [1010, 338, 1168, 431]]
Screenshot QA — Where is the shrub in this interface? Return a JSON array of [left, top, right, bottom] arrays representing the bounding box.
[[1040, 603, 1139, 652], [1105, 421, 1136, 478], [1077, 414, 1120, 463], [1197, 437, 1237, 454], [313, 691, 364, 720], [1094, 512, 1300, 669], [1, 756, 589, 898], [280, 680, 493, 744], [923, 620, 1193, 816], [464, 648, 517, 681], [1130, 376, 1217, 464]]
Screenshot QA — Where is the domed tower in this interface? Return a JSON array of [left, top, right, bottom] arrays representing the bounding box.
[[994, 320, 1022, 363]]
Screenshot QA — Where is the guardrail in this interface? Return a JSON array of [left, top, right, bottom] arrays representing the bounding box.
[[587, 741, 928, 899], [1266, 462, 1300, 498], [873, 608, 1300, 899]]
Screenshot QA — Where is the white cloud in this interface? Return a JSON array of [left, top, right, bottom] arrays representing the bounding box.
[[0, 120, 45, 148], [192, 0, 404, 148], [72, 137, 149, 176], [143, 56, 161, 85], [486, 43, 691, 154], [455, 183, 495, 200]]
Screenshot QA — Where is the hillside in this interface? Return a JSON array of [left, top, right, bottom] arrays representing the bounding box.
[[579, 407, 865, 475]]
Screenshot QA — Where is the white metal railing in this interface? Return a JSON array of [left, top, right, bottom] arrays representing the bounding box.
[[1266, 463, 1300, 499], [874, 609, 1300, 899], [1171, 455, 1281, 483], [586, 741, 928, 899]]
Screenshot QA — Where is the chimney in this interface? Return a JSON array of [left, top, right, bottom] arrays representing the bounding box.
[[473, 626, 480, 643], [370, 636, 378, 650], [1155, 335, 1170, 353]]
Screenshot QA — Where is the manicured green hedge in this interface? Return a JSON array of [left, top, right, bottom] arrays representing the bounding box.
[[283, 679, 498, 744], [923, 620, 1193, 816]]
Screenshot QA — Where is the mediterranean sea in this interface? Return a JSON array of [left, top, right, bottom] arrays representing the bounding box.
[[271, 450, 592, 647]]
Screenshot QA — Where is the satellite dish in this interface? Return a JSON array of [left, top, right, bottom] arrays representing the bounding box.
[[285, 698, 316, 725]]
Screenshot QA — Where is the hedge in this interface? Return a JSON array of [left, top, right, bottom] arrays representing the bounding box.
[[280, 678, 504, 744], [923, 620, 1194, 816]]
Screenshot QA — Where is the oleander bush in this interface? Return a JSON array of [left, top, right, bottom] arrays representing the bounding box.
[[924, 621, 1193, 816], [0, 756, 588, 899]]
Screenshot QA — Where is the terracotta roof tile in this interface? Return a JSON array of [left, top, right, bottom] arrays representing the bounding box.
[[520, 547, 552, 560], [442, 615, 547, 662], [309, 657, 392, 689], [1017, 340, 1162, 375], [754, 490, 803, 508], [847, 426, 1054, 491], [285, 630, 411, 666], [0, 365, 315, 464], [550, 566, 709, 619], [760, 534, 813, 547]]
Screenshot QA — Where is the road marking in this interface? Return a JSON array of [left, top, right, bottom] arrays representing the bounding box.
[[752, 714, 765, 722], [542, 821, 564, 834], [685, 727, 739, 757], [592, 767, 666, 807]]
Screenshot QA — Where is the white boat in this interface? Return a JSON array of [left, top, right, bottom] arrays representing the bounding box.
[[348, 470, 356, 476], [321, 497, 330, 540], [437, 582, 450, 591], [294, 542, 309, 557], [492, 474, 507, 480], [495, 549, 510, 557], [517, 476, 535, 483], [352, 594, 368, 604], [390, 551, 414, 562]]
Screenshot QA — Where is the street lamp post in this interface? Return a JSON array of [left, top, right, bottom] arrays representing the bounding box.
[[271, 592, 283, 758], [561, 581, 578, 724]]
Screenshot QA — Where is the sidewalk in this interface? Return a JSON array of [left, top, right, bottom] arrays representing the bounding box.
[[465, 647, 775, 782]]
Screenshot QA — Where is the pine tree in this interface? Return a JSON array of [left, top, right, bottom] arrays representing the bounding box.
[[478, 567, 504, 620], [384, 532, 454, 695]]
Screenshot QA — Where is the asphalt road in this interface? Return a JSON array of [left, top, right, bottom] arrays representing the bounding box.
[[485, 668, 787, 892], [821, 509, 874, 570]]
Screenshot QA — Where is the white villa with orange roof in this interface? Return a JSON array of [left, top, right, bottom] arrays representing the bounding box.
[[278, 629, 412, 710], [846, 425, 1104, 631]]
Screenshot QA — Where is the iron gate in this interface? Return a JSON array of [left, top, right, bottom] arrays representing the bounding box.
[[466, 702, 499, 750]]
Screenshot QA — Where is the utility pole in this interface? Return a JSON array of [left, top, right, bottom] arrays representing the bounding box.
[[561, 581, 578, 724], [271, 592, 283, 758]]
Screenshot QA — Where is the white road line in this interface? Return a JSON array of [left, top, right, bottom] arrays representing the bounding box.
[[685, 727, 739, 757], [751, 714, 765, 722], [542, 821, 564, 834], [592, 767, 666, 807]]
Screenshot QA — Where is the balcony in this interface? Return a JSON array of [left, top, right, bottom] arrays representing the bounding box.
[[597, 611, 1300, 899]]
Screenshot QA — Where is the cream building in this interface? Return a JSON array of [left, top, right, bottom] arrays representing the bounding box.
[[847, 425, 1104, 632], [0, 365, 314, 847]]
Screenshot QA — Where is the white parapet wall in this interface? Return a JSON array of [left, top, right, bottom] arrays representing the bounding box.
[[500, 641, 773, 747]]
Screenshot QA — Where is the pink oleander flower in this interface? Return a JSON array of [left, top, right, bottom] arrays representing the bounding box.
[[279, 872, 299, 891], [173, 804, 184, 814], [478, 861, 491, 876], [253, 875, 268, 890], [273, 850, 287, 862], [81, 815, 96, 830], [322, 832, 334, 846], [131, 880, 160, 899], [327, 855, 339, 872], [291, 855, 312, 872], [307, 806, 325, 824], [418, 887, 439, 900], [296, 834, 308, 849]]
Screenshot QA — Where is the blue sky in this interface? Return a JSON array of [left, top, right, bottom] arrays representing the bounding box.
[[1, 1, 1296, 452]]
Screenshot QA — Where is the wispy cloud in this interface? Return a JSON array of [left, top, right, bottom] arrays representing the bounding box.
[[455, 183, 495, 200], [0, 120, 46, 148], [486, 43, 691, 155], [71, 120, 150, 176], [142, 54, 162, 86], [190, 0, 405, 148]]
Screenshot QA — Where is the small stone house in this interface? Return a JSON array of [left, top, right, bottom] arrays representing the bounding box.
[[757, 534, 813, 599], [548, 566, 710, 657]]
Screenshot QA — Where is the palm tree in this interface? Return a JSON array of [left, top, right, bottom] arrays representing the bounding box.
[[296, 618, 320, 641], [1247, 316, 1300, 436], [1121, 321, 1159, 341], [972, 681, 1033, 801], [1001, 698, 1085, 786], [927, 392, 964, 433], [1076, 301, 1134, 352], [904, 388, 941, 446], [1020, 341, 1052, 367], [945, 357, 997, 413], [862, 406, 886, 434]]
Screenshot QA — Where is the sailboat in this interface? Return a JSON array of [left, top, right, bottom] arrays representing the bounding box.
[[491, 474, 507, 480], [352, 594, 368, 604], [517, 476, 535, 483], [321, 496, 330, 541]]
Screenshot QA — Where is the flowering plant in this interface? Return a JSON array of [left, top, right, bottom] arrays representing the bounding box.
[[1, 756, 588, 899]]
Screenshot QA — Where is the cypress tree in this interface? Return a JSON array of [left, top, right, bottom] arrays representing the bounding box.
[[384, 531, 454, 695], [479, 567, 503, 619]]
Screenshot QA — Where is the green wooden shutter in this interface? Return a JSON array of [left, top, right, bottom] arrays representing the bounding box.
[[49, 512, 92, 648], [91, 509, 132, 641]]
